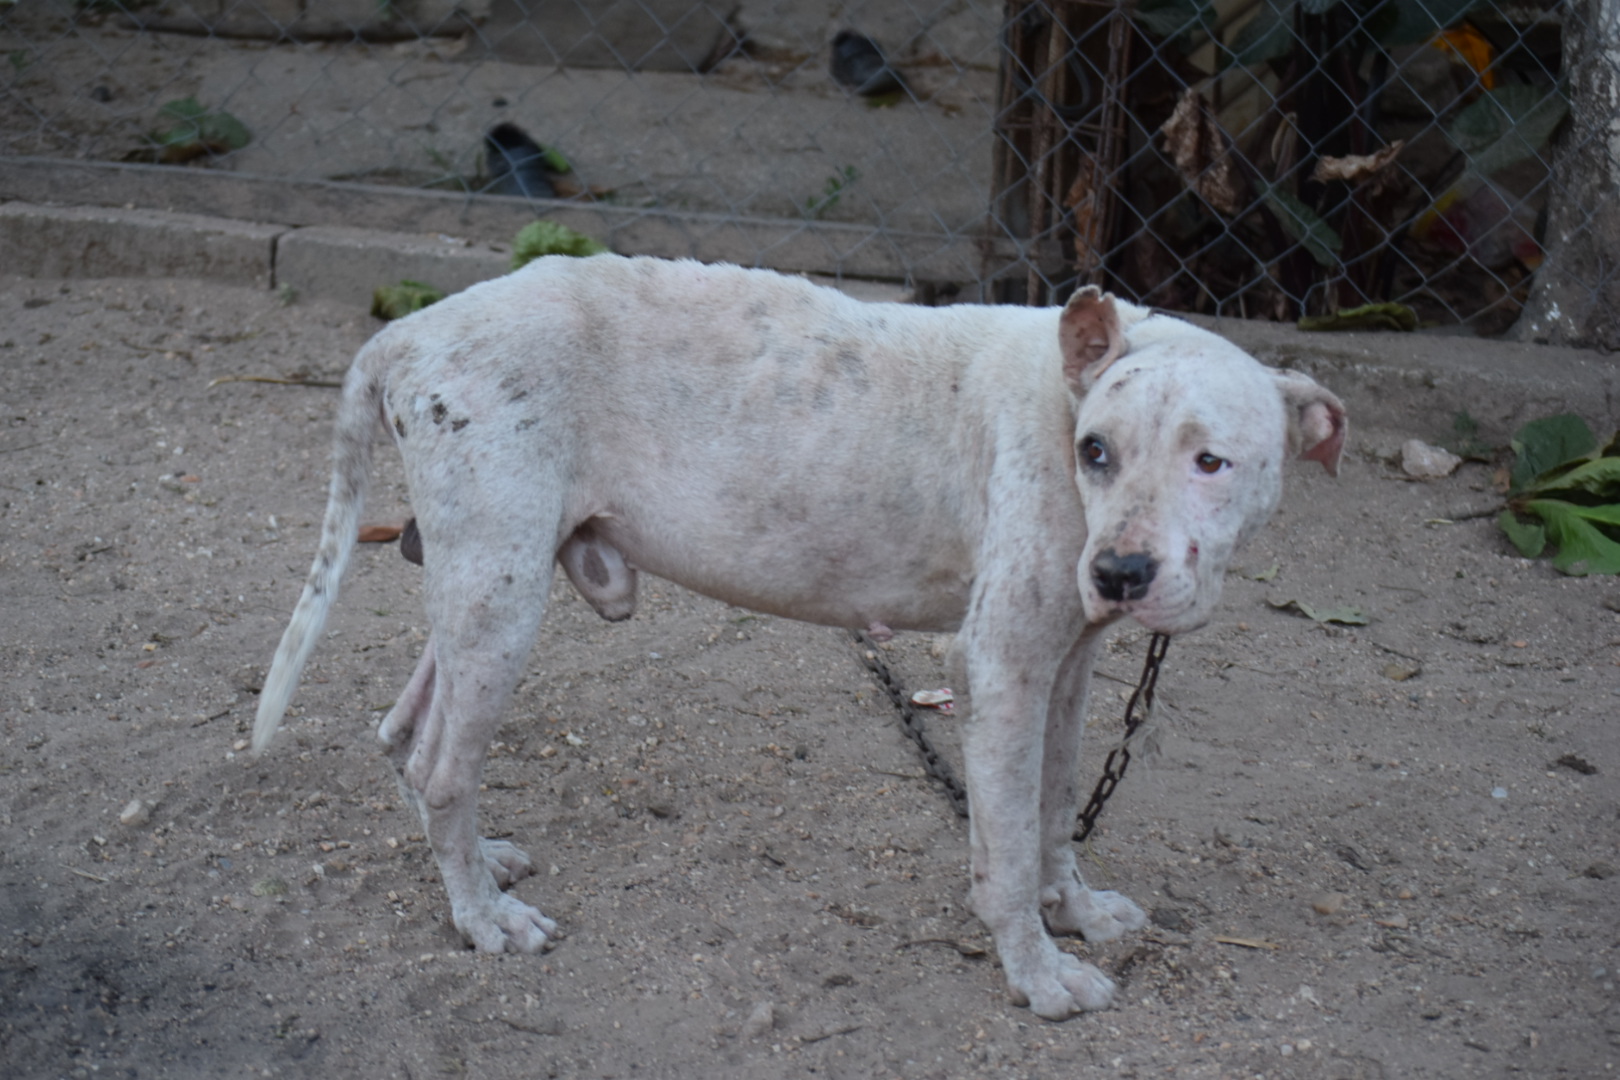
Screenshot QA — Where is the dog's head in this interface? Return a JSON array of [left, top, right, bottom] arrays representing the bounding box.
[[1058, 287, 1347, 635]]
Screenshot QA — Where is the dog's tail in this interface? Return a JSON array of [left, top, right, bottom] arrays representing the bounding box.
[[253, 339, 391, 754]]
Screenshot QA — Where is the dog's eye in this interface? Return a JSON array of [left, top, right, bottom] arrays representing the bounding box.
[[1195, 452, 1229, 474], [1079, 436, 1109, 468]]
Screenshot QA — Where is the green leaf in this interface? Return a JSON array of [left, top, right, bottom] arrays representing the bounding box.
[[1496, 509, 1545, 558], [150, 96, 251, 152], [1448, 85, 1568, 178], [159, 96, 206, 120], [1509, 414, 1596, 492], [1525, 498, 1620, 575], [540, 146, 571, 174], [1567, 503, 1620, 526], [1265, 187, 1343, 267], [1537, 455, 1620, 497]]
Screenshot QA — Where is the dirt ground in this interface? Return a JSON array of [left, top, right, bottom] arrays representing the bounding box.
[[1, 272, 1618, 1080]]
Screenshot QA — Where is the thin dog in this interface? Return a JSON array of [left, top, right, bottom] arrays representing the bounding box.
[[255, 256, 1346, 1019]]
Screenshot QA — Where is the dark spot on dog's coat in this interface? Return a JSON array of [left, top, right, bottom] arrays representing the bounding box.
[[582, 547, 610, 587], [432, 401, 448, 424], [452, 418, 470, 432], [393, 415, 407, 437], [516, 418, 537, 431]]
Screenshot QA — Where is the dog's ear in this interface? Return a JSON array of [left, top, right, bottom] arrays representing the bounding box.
[[1058, 285, 1125, 395], [1274, 370, 1348, 476]]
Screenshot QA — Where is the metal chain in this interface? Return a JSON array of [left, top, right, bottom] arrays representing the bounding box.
[[1073, 631, 1170, 842], [850, 628, 1171, 839], [851, 630, 970, 818]]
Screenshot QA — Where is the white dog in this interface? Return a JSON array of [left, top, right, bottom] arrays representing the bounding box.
[[255, 256, 1345, 1019]]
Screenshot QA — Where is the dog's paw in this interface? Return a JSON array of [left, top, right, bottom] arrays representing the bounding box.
[[1040, 882, 1147, 941], [455, 892, 558, 954], [1005, 946, 1117, 1020], [480, 838, 535, 889]]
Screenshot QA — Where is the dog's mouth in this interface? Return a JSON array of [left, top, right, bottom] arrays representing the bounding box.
[[1080, 547, 1215, 634]]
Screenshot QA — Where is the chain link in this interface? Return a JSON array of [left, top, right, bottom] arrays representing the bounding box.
[[852, 630, 969, 818], [1073, 631, 1169, 842], [851, 628, 1170, 840]]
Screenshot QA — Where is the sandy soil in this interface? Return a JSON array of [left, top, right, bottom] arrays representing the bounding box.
[[1, 273, 1617, 1079]]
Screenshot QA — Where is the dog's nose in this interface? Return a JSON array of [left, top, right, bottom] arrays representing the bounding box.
[[1092, 549, 1157, 602]]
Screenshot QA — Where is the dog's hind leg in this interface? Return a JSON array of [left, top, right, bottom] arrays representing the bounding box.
[[382, 636, 538, 893], [386, 507, 560, 953]]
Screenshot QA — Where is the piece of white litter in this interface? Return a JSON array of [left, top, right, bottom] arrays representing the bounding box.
[[1491, 787, 1508, 799], [1401, 439, 1462, 479]]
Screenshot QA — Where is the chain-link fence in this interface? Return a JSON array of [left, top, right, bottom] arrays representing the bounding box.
[[0, 1, 1606, 332]]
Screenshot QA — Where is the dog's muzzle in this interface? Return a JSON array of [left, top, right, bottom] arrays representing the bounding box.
[[1091, 548, 1157, 603]]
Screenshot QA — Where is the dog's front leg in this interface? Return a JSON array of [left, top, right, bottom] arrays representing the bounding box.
[[1038, 631, 1148, 942], [961, 636, 1118, 1020]]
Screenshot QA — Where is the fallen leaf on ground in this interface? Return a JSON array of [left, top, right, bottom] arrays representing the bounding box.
[[1266, 598, 1369, 625]]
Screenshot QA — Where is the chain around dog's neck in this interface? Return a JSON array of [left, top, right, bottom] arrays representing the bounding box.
[[851, 629, 1171, 839]]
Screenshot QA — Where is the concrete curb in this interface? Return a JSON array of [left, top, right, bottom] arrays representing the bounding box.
[[275, 225, 512, 309], [2, 198, 1614, 443], [0, 201, 283, 288]]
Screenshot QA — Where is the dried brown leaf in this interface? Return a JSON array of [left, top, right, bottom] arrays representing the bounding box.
[[1160, 89, 1244, 217]]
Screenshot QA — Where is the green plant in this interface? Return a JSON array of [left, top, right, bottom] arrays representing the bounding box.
[[805, 166, 859, 219], [1445, 410, 1494, 460], [143, 97, 251, 162], [1497, 414, 1620, 575], [371, 280, 444, 321], [509, 221, 609, 270]]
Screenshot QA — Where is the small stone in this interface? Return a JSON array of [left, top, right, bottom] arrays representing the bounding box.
[[1582, 861, 1615, 880], [118, 799, 151, 827], [741, 1000, 775, 1039], [1382, 662, 1421, 682], [1150, 906, 1191, 932], [1400, 439, 1462, 479], [1311, 891, 1348, 915], [1375, 913, 1409, 929], [1214, 823, 1254, 848]]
